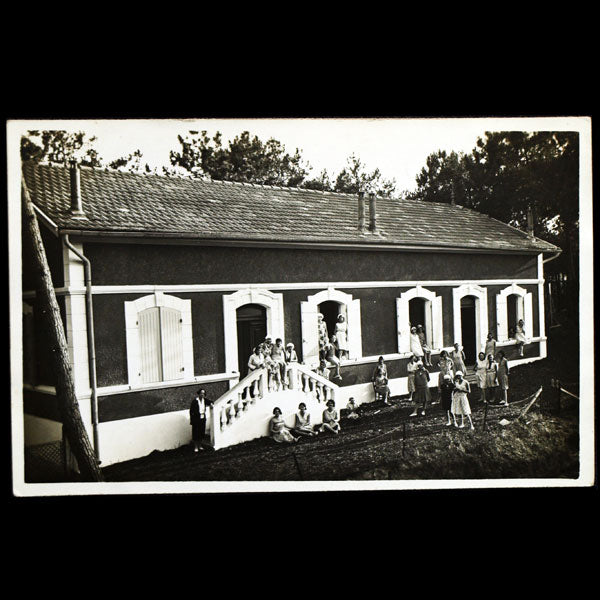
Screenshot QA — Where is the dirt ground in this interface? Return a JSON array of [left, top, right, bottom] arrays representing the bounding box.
[[102, 324, 580, 483]]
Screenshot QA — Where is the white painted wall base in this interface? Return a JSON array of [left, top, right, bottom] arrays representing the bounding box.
[[23, 414, 62, 447]]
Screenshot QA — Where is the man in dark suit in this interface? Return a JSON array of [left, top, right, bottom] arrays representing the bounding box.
[[190, 388, 212, 452]]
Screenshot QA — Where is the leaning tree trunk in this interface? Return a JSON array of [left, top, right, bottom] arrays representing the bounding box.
[[22, 180, 104, 482]]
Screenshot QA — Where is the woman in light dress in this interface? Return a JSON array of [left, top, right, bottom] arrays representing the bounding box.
[[496, 350, 510, 405], [317, 313, 328, 357], [409, 326, 425, 360], [320, 400, 341, 434], [515, 319, 527, 356], [475, 351, 488, 403], [451, 343, 467, 373], [484, 333, 497, 360], [406, 354, 420, 401], [485, 354, 499, 404], [270, 407, 300, 443], [451, 371, 474, 430], [293, 402, 318, 437], [334, 314, 349, 360]]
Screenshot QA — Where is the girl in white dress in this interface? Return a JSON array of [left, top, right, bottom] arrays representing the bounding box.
[[334, 314, 349, 360], [409, 327, 424, 359], [451, 372, 474, 430], [515, 319, 527, 356], [475, 352, 488, 403]]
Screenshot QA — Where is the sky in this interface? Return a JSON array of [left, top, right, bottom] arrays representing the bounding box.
[[13, 117, 588, 194]]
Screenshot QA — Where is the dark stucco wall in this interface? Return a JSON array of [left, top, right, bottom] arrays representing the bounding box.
[[82, 242, 538, 286], [23, 390, 61, 422], [22, 223, 64, 291]]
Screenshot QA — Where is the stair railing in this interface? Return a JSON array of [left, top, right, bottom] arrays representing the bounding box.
[[287, 362, 339, 404]]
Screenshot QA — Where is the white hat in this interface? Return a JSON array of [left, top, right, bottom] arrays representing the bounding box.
[[443, 374, 452, 380], [455, 370, 464, 377]]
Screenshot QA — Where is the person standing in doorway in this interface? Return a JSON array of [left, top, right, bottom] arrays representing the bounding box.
[[334, 314, 349, 360], [190, 388, 212, 452], [417, 324, 433, 367], [409, 326, 425, 361]]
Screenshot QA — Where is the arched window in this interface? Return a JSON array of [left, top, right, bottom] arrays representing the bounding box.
[[396, 286, 443, 353], [300, 288, 362, 367], [452, 284, 489, 357], [124, 292, 194, 386], [496, 284, 533, 342]]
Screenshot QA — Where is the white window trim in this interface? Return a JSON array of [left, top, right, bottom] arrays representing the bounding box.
[[222, 288, 285, 388], [396, 285, 443, 353], [300, 287, 362, 367], [124, 292, 194, 387], [452, 283, 489, 355], [495, 283, 534, 342]]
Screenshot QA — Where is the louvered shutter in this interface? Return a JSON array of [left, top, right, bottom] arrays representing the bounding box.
[[160, 307, 184, 381], [300, 301, 320, 367], [139, 307, 162, 383], [396, 297, 410, 353], [346, 298, 363, 359], [432, 296, 443, 350], [496, 295, 508, 342], [524, 293, 533, 338]]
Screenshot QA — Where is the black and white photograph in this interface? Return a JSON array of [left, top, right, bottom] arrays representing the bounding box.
[[8, 117, 594, 495]]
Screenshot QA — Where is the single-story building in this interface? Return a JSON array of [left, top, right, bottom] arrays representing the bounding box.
[[21, 162, 560, 466]]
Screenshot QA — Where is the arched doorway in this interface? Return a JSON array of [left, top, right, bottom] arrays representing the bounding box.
[[318, 300, 346, 344], [507, 293, 520, 337], [236, 304, 267, 377], [460, 295, 477, 364]]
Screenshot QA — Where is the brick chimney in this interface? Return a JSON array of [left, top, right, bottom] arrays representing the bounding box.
[[526, 205, 534, 237], [358, 190, 366, 231], [368, 192, 377, 232], [69, 159, 85, 216]]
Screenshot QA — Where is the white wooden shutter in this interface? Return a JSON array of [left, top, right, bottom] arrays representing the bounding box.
[[396, 297, 410, 353], [139, 307, 162, 383], [496, 295, 508, 342], [346, 298, 363, 359], [524, 292, 533, 339], [424, 300, 433, 348], [432, 296, 443, 350], [160, 307, 184, 381], [300, 301, 320, 367]]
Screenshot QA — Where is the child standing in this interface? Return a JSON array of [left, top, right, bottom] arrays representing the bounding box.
[[496, 350, 510, 405], [409, 326, 425, 361], [485, 354, 499, 404], [451, 372, 474, 430]]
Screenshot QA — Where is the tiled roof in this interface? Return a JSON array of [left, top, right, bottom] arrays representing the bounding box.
[[22, 162, 560, 253]]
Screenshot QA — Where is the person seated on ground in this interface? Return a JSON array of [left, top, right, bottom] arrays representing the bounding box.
[[451, 371, 474, 430], [371, 356, 388, 382], [410, 361, 430, 417], [247, 346, 265, 372], [323, 338, 342, 380], [485, 353, 499, 404], [344, 397, 362, 420], [484, 332, 497, 360], [320, 399, 341, 434], [496, 350, 510, 405], [416, 324, 433, 367], [270, 337, 288, 386], [270, 407, 300, 443], [334, 314, 349, 360], [476, 351, 488, 403], [293, 402, 318, 437], [373, 367, 391, 405], [440, 374, 455, 427]]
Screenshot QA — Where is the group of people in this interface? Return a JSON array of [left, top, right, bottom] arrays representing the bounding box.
[[317, 312, 348, 380], [269, 397, 362, 443], [247, 337, 299, 390]]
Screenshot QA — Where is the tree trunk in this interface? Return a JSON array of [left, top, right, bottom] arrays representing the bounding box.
[[22, 181, 104, 482]]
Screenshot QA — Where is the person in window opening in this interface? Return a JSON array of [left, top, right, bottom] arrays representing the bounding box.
[[293, 402, 318, 437], [416, 324, 433, 367], [374, 367, 391, 405], [496, 350, 510, 405], [407, 354, 419, 402], [323, 338, 342, 380], [344, 397, 362, 420], [317, 313, 328, 355], [189, 388, 212, 452], [485, 353, 499, 404], [334, 314, 349, 360], [285, 342, 298, 363], [451, 342, 467, 373], [271, 338, 287, 387], [270, 407, 300, 443], [515, 319, 527, 356], [320, 399, 341, 434], [476, 351, 488, 403], [440, 374, 455, 426], [247, 346, 265, 372], [409, 361, 430, 417], [451, 371, 474, 430], [409, 326, 425, 361], [484, 332, 497, 360]]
